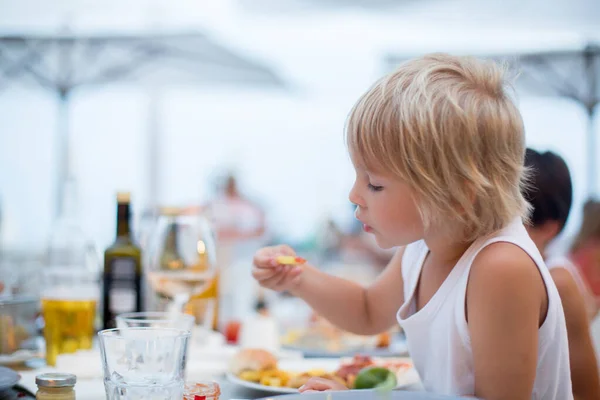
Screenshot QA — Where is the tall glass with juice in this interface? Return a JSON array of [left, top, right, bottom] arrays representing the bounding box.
[[42, 268, 98, 366], [43, 177, 100, 366]]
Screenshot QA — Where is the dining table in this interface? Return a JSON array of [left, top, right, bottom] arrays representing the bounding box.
[[6, 328, 429, 400]]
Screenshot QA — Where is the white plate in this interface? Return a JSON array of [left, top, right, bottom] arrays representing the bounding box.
[[226, 372, 299, 394], [226, 358, 420, 395], [0, 349, 42, 366], [282, 344, 408, 359]]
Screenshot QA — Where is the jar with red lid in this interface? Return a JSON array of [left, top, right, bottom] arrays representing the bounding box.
[[183, 381, 221, 400]]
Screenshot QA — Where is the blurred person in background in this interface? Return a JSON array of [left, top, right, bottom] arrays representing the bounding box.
[[203, 173, 266, 243], [201, 172, 269, 326], [523, 148, 600, 400], [568, 200, 600, 318]]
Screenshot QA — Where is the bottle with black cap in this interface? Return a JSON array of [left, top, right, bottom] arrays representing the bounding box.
[[102, 192, 143, 329]]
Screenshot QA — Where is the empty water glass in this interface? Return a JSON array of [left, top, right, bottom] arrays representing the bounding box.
[[116, 312, 195, 331], [116, 312, 195, 372], [98, 328, 190, 400]]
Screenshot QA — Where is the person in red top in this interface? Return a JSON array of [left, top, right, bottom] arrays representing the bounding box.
[[569, 200, 600, 318]]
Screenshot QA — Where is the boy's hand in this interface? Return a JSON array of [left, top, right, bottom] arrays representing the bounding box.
[[299, 377, 349, 392], [252, 245, 305, 292]]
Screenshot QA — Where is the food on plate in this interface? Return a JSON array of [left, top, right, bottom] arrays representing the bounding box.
[[275, 256, 306, 265], [353, 366, 397, 390], [230, 348, 278, 376], [258, 370, 290, 387], [335, 355, 411, 389], [230, 349, 412, 391], [231, 349, 341, 388], [287, 372, 346, 389], [230, 348, 290, 386], [334, 355, 374, 388]]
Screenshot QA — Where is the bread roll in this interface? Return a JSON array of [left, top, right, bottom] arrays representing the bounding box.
[[230, 348, 278, 375]]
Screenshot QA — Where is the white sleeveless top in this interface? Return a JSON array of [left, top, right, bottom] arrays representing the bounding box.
[[546, 256, 600, 321], [396, 218, 572, 399]]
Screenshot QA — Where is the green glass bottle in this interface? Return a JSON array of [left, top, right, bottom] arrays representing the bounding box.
[[102, 192, 143, 329]]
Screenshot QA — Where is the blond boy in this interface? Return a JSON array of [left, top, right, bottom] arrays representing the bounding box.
[[253, 54, 572, 400]]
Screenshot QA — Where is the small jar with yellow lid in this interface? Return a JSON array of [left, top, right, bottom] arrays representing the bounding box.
[[35, 373, 76, 400]]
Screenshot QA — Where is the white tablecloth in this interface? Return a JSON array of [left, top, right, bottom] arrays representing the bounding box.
[[17, 332, 303, 400]]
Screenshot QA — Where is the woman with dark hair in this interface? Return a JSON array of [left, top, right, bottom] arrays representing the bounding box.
[[524, 148, 600, 400], [524, 149, 573, 252]]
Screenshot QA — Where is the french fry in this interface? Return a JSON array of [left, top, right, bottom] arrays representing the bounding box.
[[244, 366, 339, 389], [252, 369, 291, 387], [239, 371, 261, 382], [276, 256, 306, 265], [307, 369, 328, 377], [260, 376, 282, 387]]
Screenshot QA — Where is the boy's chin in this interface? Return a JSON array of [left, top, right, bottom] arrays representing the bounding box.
[[372, 233, 397, 250], [373, 231, 418, 249]]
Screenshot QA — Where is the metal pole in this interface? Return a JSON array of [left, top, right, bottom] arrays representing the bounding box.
[[56, 89, 71, 219], [586, 107, 597, 197], [584, 47, 598, 197], [147, 86, 161, 209]]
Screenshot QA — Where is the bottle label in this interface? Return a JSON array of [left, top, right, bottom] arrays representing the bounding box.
[[104, 257, 142, 327], [111, 258, 137, 280], [109, 288, 136, 314]]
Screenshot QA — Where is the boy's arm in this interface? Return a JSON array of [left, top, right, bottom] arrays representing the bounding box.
[[467, 242, 545, 400], [290, 247, 405, 335], [550, 268, 600, 400]]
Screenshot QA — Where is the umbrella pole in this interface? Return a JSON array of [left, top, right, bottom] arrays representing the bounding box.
[[147, 86, 161, 210], [584, 47, 598, 197], [56, 89, 71, 219], [586, 107, 597, 197]]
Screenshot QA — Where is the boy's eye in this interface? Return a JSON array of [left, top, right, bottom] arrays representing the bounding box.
[[368, 183, 384, 192]]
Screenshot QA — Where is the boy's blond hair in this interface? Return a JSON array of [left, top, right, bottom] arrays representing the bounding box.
[[346, 53, 530, 242]]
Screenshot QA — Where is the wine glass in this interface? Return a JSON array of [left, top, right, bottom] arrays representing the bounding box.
[[145, 207, 218, 326]]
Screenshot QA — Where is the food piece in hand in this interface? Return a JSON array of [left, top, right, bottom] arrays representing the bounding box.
[[230, 348, 278, 377], [275, 256, 306, 265], [353, 366, 397, 390], [375, 332, 390, 348]]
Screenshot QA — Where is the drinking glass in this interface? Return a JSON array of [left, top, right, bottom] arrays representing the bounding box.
[[145, 208, 218, 327], [98, 328, 190, 400], [116, 312, 194, 331]]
